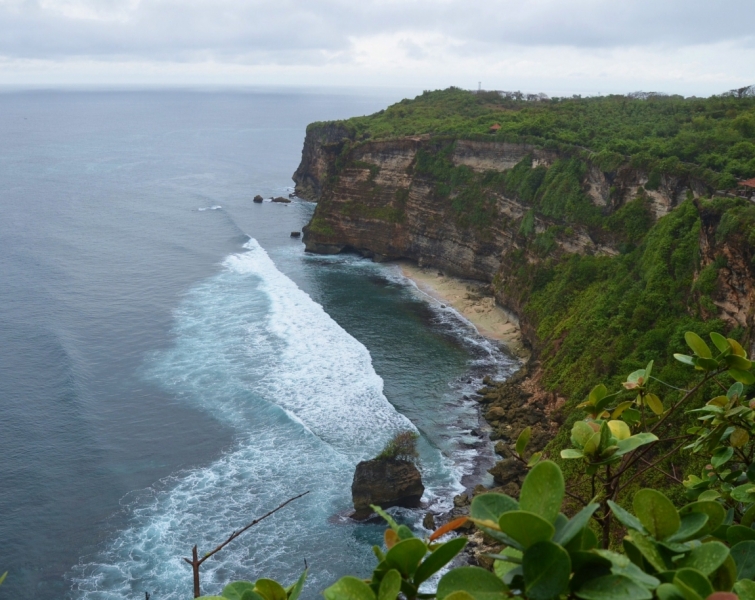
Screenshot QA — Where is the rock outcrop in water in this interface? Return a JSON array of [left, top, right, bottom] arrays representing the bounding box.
[[351, 458, 424, 520]]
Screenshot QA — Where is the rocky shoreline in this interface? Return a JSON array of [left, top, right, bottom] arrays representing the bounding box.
[[436, 363, 567, 566]]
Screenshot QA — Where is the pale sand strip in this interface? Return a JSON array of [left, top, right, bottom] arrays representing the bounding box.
[[397, 261, 529, 360]]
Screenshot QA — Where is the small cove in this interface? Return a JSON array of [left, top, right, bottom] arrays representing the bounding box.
[[0, 89, 517, 599]]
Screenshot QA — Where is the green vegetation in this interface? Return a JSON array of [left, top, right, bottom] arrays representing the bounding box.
[[375, 430, 420, 462], [324, 87, 755, 187], [211, 333, 755, 600]]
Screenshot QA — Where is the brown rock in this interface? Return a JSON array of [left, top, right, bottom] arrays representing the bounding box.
[[272, 196, 291, 203], [423, 512, 436, 530], [494, 440, 508, 457], [453, 493, 469, 507], [253, 195, 263, 203], [485, 406, 506, 421], [488, 458, 527, 486], [351, 458, 424, 520]]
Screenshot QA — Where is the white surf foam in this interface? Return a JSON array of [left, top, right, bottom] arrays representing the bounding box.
[[69, 238, 417, 599]]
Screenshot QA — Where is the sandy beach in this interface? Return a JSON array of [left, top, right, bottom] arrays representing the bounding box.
[[398, 261, 529, 360]]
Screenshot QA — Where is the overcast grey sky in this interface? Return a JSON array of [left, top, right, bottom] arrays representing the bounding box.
[[0, 0, 753, 95]]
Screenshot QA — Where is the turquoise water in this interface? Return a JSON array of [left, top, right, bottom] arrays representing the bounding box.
[[0, 90, 518, 599]]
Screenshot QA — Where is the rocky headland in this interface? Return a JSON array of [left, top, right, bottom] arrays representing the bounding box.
[[293, 92, 755, 563]]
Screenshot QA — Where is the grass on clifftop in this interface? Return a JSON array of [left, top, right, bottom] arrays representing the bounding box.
[[327, 87, 755, 187]]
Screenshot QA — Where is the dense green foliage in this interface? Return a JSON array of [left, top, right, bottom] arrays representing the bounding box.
[[209, 334, 755, 600], [319, 87, 755, 187], [375, 431, 420, 462]]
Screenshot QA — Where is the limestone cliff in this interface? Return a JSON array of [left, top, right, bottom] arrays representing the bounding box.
[[293, 125, 743, 353]]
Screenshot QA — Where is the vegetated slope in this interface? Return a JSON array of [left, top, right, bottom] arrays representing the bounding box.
[[294, 88, 755, 482]]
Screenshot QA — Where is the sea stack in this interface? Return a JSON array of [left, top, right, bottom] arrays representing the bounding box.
[[351, 458, 424, 520], [253, 195, 263, 203], [272, 196, 291, 203]]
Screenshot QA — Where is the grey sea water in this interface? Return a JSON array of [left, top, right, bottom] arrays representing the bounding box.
[[0, 89, 518, 599]]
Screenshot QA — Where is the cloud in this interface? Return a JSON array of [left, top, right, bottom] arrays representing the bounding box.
[[0, 0, 752, 91]]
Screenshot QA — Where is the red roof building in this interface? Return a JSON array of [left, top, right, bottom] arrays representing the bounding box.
[[739, 178, 755, 188], [489, 123, 501, 133]]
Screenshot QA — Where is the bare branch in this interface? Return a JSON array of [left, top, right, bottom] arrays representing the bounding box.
[[198, 491, 310, 566]]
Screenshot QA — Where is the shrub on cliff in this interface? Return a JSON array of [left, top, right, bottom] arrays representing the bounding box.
[[205, 331, 755, 600], [375, 430, 419, 462]]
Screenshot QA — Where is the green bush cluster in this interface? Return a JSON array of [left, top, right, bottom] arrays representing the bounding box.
[[331, 87, 755, 185], [375, 431, 420, 462]]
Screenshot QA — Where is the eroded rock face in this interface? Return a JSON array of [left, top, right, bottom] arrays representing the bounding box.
[[292, 128, 691, 316], [351, 458, 424, 520]]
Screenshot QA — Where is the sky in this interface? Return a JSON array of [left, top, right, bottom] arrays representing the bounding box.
[[0, 0, 753, 96]]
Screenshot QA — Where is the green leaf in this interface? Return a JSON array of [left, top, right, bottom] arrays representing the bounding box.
[[627, 369, 646, 384], [675, 541, 729, 575], [686, 332, 712, 359], [729, 369, 755, 384], [666, 513, 709, 543], [730, 483, 755, 503], [561, 449, 584, 459], [591, 549, 660, 588], [436, 567, 508, 600], [607, 500, 646, 533], [633, 489, 680, 540], [370, 505, 399, 531], [198, 597, 229, 600], [384, 538, 427, 577], [710, 553, 737, 592], [621, 408, 641, 426], [728, 382, 744, 399], [734, 579, 755, 600], [673, 568, 713, 600], [711, 447, 734, 468], [469, 493, 518, 525], [222, 582, 259, 600], [726, 525, 755, 545], [655, 583, 686, 600], [627, 532, 667, 572], [475, 524, 522, 550], [324, 577, 376, 600], [645, 393, 664, 415], [710, 332, 730, 354], [725, 354, 753, 370], [522, 541, 571, 600], [441, 592, 476, 600], [645, 360, 654, 382], [695, 357, 719, 371], [519, 460, 564, 524], [414, 537, 467, 585], [572, 421, 596, 447], [589, 383, 608, 405], [288, 570, 308, 600], [377, 570, 401, 600], [516, 426, 531, 456], [728, 338, 747, 357], [575, 574, 652, 600], [553, 503, 599, 546], [527, 452, 543, 467], [397, 525, 414, 540], [0, 572, 6, 586], [493, 557, 519, 580], [679, 501, 726, 537], [254, 579, 288, 600], [730, 540, 755, 579], [498, 511, 555, 548], [615, 433, 658, 456], [674, 353, 696, 366]]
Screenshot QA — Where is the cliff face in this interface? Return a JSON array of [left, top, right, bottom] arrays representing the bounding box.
[[293, 126, 718, 347]]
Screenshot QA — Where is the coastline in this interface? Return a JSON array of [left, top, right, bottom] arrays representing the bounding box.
[[397, 261, 529, 361]]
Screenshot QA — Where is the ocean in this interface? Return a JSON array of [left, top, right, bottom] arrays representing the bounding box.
[[0, 89, 517, 599]]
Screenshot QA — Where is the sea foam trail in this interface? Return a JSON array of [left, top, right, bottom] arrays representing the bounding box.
[[69, 239, 416, 599]]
